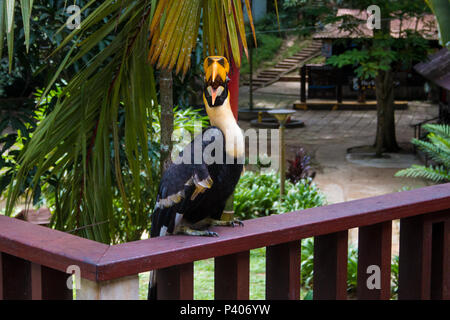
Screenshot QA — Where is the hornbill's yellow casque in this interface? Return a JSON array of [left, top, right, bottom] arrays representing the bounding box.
[[148, 56, 244, 299]]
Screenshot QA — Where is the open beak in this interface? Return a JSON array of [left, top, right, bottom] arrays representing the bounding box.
[[207, 86, 224, 106], [211, 88, 218, 105]]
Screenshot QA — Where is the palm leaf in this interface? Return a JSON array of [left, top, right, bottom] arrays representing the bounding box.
[[395, 165, 450, 183], [425, 0, 450, 48], [412, 124, 450, 168], [422, 123, 450, 140], [0, 1, 5, 58], [148, 0, 256, 74], [4, 0, 260, 244], [6, 1, 158, 244], [396, 124, 450, 184]]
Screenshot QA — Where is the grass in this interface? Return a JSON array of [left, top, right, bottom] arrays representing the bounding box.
[[307, 55, 326, 65], [240, 34, 283, 76], [240, 35, 316, 77], [277, 38, 311, 63]]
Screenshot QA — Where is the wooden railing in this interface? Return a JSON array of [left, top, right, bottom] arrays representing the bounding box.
[[1, 183, 449, 300]]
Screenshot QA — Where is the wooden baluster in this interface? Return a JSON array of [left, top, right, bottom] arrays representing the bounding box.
[[42, 266, 73, 300], [266, 241, 301, 300], [313, 231, 348, 300], [157, 263, 193, 300], [430, 219, 450, 300], [1, 252, 72, 300], [357, 222, 392, 300], [0, 253, 3, 300], [442, 219, 450, 300], [215, 251, 249, 300], [300, 65, 307, 103], [31, 263, 42, 300], [1, 253, 31, 299], [398, 215, 432, 299]]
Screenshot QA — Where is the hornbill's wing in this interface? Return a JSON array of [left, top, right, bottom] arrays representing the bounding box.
[[150, 127, 224, 238]]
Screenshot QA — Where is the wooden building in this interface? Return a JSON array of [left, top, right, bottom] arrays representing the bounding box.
[[303, 9, 440, 102]]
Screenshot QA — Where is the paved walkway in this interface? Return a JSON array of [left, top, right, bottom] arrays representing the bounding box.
[[238, 82, 439, 253]]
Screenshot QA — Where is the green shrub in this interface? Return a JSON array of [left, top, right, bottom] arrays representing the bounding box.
[[391, 255, 400, 299], [395, 124, 450, 183], [240, 34, 283, 75], [233, 170, 325, 220]]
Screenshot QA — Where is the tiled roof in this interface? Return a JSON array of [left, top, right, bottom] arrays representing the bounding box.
[[313, 9, 438, 40], [414, 48, 450, 90]]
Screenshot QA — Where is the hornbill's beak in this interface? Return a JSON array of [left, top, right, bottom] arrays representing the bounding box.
[[204, 56, 230, 106]]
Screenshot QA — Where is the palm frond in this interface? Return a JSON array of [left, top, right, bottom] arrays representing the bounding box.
[[422, 123, 450, 140], [395, 165, 450, 183], [412, 137, 450, 166], [6, 0, 158, 243], [0, 0, 34, 68], [3, 0, 260, 244], [411, 124, 450, 168], [148, 0, 256, 75]]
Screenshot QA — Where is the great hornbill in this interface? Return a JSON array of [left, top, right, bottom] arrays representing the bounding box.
[[148, 56, 244, 299]]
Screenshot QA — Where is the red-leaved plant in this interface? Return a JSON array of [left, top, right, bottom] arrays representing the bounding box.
[[286, 148, 316, 184]]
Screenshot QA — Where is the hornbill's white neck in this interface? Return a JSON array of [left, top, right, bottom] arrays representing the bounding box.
[[204, 96, 244, 159]]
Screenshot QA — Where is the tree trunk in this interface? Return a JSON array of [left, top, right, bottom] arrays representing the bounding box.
[[159, 69, 174, 174], [374, 68, 399, 156], [373, 10, 399, 157]]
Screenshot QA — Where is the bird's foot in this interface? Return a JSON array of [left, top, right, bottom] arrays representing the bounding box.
[[175, 225, 218, 237], [206, 218, 244, 228]]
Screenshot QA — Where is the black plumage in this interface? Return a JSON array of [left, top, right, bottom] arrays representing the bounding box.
[[150, 126, 243, 238], [148, 56, 242, 300]]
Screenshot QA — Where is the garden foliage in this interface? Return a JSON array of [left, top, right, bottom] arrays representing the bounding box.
[[233, 170, 325, 220], [395, 124, 450, 183]]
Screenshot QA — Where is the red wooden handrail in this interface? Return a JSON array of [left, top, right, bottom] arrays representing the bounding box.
[[0, 183, 449, 284]]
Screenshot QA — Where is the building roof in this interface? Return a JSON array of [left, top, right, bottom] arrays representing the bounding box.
[[313, 8, 438, 40], [414, 48, 450, 91]]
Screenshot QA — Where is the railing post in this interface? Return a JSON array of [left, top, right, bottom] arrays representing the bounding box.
[[313, 231, 348, 300], [1, 253, 32, 299], [31, 263, 42, 300], [215, 251, 249, 300], [300, 65, 307, 103], [78, 275, 139, 300], [0, 252, 73, 300], [430, 218, 450, 299], [398, 215, 433, 299], [157, 263, 194, 300], [0, 253, 3, 300], [442, 219, 449, 300], [266, 241, 301, 300], [357, 222, 392, 300], [42, 266, 73, 300]]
